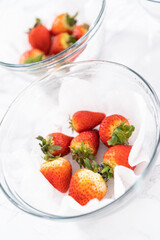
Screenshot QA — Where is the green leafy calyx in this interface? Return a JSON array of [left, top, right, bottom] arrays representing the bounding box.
[[25, 54, 43, 64], [70, 140, 113, 181], [69, 116, 74, 132], [66, 12, 78, 27], [101, 163, 114, 181], [36, 135, 62, 161], [67, 35, 76, 46], [107, 120, 135, 146], [82, 158, 113, 182], [70, 141, 95, 168]]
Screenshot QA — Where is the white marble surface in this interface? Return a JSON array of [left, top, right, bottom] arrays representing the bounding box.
[[0, 0, 160, 239]]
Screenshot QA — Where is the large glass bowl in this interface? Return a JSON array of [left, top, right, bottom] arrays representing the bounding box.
[[139, 0, 160, 21], [0, 0, 105, 73], [0, 61, 159, 220]]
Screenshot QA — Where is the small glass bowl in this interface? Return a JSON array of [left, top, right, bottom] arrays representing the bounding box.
[[0, 61, 159, 220], [0, 0, 106, 73]]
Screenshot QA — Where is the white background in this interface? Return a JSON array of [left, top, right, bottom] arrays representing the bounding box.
[[1, 0, 160, 239]]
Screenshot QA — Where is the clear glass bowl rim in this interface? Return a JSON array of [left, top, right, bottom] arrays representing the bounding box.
[[0, 60, 160, 220], [145, 0, 160, 3], [0, 0, 106, 71]]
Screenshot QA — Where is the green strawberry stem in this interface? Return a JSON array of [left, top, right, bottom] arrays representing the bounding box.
[[66, 12, 78, 26], [28, 18, 42, 33], [35, 18, 41, 27], [83, 158, 113, 182], [36, 135, 62, 160], [107, 120, 135, 146], [70, 141, 95, 168]]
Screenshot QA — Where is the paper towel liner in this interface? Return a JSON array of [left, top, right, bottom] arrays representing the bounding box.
[[6, 78, 149, 216]]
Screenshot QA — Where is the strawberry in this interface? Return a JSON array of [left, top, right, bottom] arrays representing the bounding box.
[[70, 130, 99, 167], [19, 49, 46, 64], [49, 33, 76, 55], [103, 145, 135, 171], [51, 13, 78, 35], [40, 157, 72, 193], [69, 169, 107, 206], [37, 133, 73, 159], [73, 24, 89, 40], [70, 110, 106, 133], [99, 114, 135, 147], [28, 18, 51, 55]]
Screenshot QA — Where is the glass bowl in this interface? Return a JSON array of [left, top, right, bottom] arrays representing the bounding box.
[[140, 0, 160, 21], [0, 0, 105, 73], [0, 60, 159, 220]]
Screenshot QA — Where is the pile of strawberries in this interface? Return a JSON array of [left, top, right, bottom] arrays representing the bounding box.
[[37, 110, 135, 206], [20, 13, 89, 64]]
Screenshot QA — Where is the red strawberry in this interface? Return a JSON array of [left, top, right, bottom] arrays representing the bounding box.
[[28, 18, 51, 55], [49, 33, 76, 55], [73, 24, 89, 40], [70, 110, 106, 133], [99, 114, 135, 147], [69, 169, 107, 206], [103, 145, 135, 171], [37, 133, 73, 158], [51, 13, 77, 35], [70, 130, 99, 167], [19, 49, 46, 64], [40, 157, 72, 193]]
